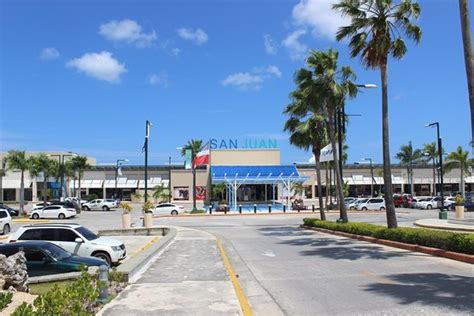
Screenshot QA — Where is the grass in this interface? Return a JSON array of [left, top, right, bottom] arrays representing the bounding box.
[[29, 280, 75, 295]]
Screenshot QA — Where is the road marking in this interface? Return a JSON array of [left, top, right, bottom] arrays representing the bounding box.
[[13, 219, 50, 223], [215, 236, 253, 316], [131, 236, 160, 257], [262, 250, 276, 257]]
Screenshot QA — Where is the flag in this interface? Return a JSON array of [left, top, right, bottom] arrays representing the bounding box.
[[192, 141, 210, 168]]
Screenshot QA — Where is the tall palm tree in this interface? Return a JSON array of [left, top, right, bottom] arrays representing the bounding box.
[[181, 139, 203, 210], [445, 146, 471, 197], [334, 0, 422, 228], [423, 142, 438, 195], [284, 87, 328, 220], [4, 150, 32, 214], [395, 141, 422, 195], [69, 156, 90, 202], [64, 160, 76, 197], [304, 49, 358, 223], [29, 154, 58, 204], [458, 0, 474, 147]]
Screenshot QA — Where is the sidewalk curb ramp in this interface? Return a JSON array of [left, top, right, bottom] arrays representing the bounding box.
[[301, 225, 474, 264]]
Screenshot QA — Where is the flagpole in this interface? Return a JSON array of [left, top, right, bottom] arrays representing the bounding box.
[[208, 138, 212, 205], [144, 120, 151, 203]]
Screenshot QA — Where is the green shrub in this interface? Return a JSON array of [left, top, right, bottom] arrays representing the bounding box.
[[0, 292, 13, 311], [190, 209, 205, 214], [11, 302, 34, 316], [303, 218, 474, 255]]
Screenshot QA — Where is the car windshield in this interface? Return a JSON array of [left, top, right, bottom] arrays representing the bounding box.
[[42, 243, 72, 260], [357, 199, 368, 204], [76, 226, 99, 241]]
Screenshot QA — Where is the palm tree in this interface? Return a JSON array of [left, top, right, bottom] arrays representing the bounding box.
[[334, 0, 422, 228], [69, 156, 90, 202], [181, 139, 203, 210], [284, 86, 328, 220], [212, 183, 226, 201], [64, 160, 76, 197], [395, 141, 422, 195], [458, 0, 474, 147], [3, 150, 32, 214], [304, 49, 358, 223], [423, 142, 438, 195], [152, 184, 169, 203], [29, 154, 58, 204], [445, 146, 471, 197]]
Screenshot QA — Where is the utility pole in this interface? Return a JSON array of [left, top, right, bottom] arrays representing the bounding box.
[[144, 120, 152, 203], [168, 156, 172, 202]]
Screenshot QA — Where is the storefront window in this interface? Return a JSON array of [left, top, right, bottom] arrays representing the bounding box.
[[173, 186, 189, 200]]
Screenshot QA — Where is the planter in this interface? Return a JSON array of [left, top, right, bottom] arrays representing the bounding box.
[[144, 212, 153, 228], [455, 205, 465, 220], [121, 213, 131, 229]]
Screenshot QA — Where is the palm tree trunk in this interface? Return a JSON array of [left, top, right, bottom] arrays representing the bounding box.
[[461, 168, 465, 196], [43, 174, 47, 205], [20, 170, 25, 214], [78, 172, 82, 201], [459, 0, 474, 150], [432, 158, 436, 196], [381, 61, 398, 228], [328, 113, 348, 222], [313, 149, 326, 221], [410, 165, 414, 195]]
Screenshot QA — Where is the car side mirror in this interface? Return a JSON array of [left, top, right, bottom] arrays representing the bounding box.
[[75, 238, 84, 243]]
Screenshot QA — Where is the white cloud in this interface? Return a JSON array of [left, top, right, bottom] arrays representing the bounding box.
[[149, 72, 168, 87], [222, 65, 281, 90], [282, 29, 308, 60], [292, 0, 349, 40], [66, 51, 127, 83], [177, 27, 208, 45], [171, 48, 181, 56], [263, 35, 277, 55], [40, 47, 60, 60], [99, 19, 156, 47]]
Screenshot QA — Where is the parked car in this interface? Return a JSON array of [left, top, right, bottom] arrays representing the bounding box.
[[8, 223, 126, 265], [410, 198, 422, 209], [357, 198, 385, 211], [152, 203, 184, 216], [344, 197, 357, 207], [444, 197, 456, 209], [348, 198, 368, 210], [0, 203, 19, 217], [394, 194, 412, 208], [0, 241, 107, 277], [30, 205, 77, 219], [417, 197, 442, 209], [0, 208, 12, 235], [82, 199, 117, 211], [32, 202, 51, 211], [105, 199, 119, 208], [65, 197, 89, 205]]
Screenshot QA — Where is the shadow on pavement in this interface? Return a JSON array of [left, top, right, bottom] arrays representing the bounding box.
[[259, 226, 314, 237], [364, 273, 474, 312]]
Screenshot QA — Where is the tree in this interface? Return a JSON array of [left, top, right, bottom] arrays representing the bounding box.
[[181, 139, 203, 210], [212, 183, 226, 201], [304, 49, 358, 223], [284, 84, 328, 221], [395, 141, 422, 195], [3, 150, 32, 214], [69, 156, 90, 202], [152, 184, 169, 203], [423, 142, 438, 195], [29, 154, 58, 204], [64, 160, 76, 197], [334, 0, 422, 228], [458, 0, 474, 148], [445, 146, 471, 197]]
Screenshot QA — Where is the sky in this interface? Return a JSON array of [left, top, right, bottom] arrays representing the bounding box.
[[0, 0, 471, 166]]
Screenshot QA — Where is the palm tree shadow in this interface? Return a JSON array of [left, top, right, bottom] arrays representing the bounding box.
[[364, 273, 474, 312]]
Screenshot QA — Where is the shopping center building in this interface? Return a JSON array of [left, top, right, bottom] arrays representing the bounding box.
[[0, 148, 471, 207]]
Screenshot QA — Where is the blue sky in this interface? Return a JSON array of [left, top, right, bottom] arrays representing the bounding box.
[[0, 0, 471, 166]]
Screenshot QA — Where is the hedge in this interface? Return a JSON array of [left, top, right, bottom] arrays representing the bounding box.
[[302, 218, 474, 255]]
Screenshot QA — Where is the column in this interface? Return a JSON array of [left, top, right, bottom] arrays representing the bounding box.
[[103, 186, 106, 199], [32, 177, 38, 201], [311, 184, 316, 200]]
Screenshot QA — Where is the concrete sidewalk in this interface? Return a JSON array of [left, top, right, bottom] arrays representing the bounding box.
[[99, 227, 243, 315]]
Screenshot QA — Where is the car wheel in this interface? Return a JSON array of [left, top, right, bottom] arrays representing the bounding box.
[[83, 206, 90, 212], [171, 210, 178, 215], [58, 213, 66, 219], [362, 207, 368, 211], [380, 207, 385, 211], [32, 213, 40, 219], [92, 251, 111, 266], [427, 205, 432, 210], [2, 224, 10, 235], [102, 206, 110, 211]]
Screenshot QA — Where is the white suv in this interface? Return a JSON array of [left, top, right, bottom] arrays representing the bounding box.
[[82, 199, 116, 211], [357, 198, 386, 211], [417, 197, 442, 209], [8, 224, 126, 265], [0, 209, 12, 235]]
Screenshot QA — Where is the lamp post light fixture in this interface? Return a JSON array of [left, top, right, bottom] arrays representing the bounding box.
[[425, 122, 446, 219], [115, 159, 129, 199]]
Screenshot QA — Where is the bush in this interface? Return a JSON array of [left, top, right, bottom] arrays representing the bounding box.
[[190, 209, 205, 214], [0, 292, 13, 311], [303, 218, 474, 255]]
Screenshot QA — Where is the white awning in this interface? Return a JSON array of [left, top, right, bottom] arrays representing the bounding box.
[[103, 178, 138, 189], [2, 179, 32, 189], [69, 180, 104, 189], [138, 178, 169, 189]]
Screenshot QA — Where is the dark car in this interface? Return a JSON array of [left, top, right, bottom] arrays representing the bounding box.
[[0, 203, 19, 217], [0, 241, 107, 277], [50, 201, 81, 213]]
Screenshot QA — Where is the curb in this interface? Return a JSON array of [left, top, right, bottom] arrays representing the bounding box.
[[301, 225, 474, 264], [414, 220, 474, 232]]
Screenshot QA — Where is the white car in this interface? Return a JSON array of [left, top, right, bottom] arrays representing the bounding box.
[[32, 202, 51, 211], [152, 203, 184, 216], [82, 199, 116, 211], [357, 198, 386, 211], [417, 197, 442, 209], [0, 209, 12, 235], [30, 205, 77, 219], [444, 197, 456, 208], [8, 224, 126, 265], [348, 198, 368, 210], [65, 197, 88, 205]]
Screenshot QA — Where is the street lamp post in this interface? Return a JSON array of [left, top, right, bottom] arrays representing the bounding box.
[[144, 121, 152, 203], [362, 158, 375, 197], [426, 122, 446, 219], [115, 159, 128, 199], [168, 156, 172, 202]]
